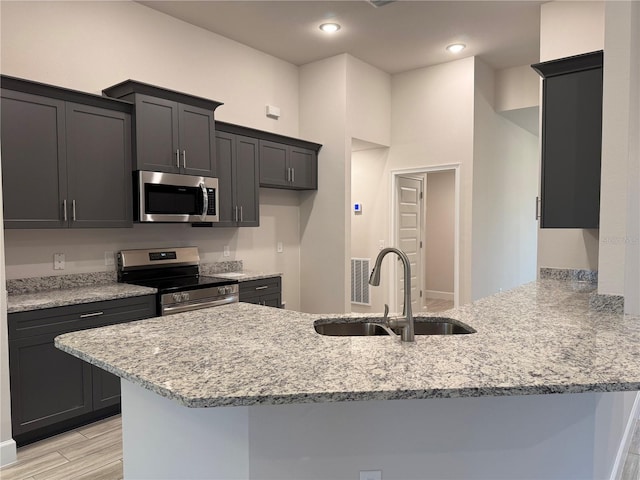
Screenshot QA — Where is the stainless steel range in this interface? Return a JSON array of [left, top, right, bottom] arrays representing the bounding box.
[[117, 247, 238, 316]]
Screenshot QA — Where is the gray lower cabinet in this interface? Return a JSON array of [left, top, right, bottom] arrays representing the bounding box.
[[259, 140, 317, 190], [215, 131, 259, 226], [1, 78, 133, 229], [239, 277, 282, 307], [8, 295, 155, 444]]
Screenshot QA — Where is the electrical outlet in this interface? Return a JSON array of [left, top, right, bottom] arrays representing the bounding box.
[[53, 253, 65, 270], [104, 251, 115, 266], [378, 240, 385, 250], [277, 242, 283, 253], [223, 246, 230, 257], [359, 471, 382, 480]]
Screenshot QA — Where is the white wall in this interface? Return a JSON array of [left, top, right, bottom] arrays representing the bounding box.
[[390, 58, 475, 305], [537, 1, 605, 274], [624, 1, 640, 315], [346, 55, 391, 148], [0, 1, 305, 311], [495, 65, 540, 112], [299, 55, 350, 314], [351, 147, 389, 314], [0, 172, 17, 468], [425, 170, 455, 298], [599, 0, 637, 298], [472, 58, 538, 301]]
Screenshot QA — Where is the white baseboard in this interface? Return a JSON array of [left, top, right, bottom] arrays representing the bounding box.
[[425, 290, 454, 301], [0, 438, 17, 469], [610, 392, 640, 480]]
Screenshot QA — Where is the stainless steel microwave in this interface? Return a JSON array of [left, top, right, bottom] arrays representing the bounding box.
[[136, 171, 218, 223]]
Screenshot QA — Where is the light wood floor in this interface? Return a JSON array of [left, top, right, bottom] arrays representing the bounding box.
[[0, 415, 123, 480], [423, 298, 454, 312]]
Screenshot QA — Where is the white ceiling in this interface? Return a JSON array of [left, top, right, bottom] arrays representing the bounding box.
[[138, 1, 543, 74]]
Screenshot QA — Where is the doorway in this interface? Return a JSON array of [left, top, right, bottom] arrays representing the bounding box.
[[392, 165, 459, 313]]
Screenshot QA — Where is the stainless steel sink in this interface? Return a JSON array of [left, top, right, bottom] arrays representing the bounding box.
[[314, 317, 475, 336]]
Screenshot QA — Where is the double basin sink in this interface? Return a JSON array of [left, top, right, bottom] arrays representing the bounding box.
[[314, 317, 475, 337]]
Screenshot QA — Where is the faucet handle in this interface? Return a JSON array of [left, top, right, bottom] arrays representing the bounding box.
[[383, 304, 389, 319]]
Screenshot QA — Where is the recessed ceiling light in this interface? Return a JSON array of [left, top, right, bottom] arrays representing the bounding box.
[[319, 23, 341, 34], [446, 43, 466, 54]]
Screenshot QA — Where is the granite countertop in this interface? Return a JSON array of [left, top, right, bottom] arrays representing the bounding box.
[[55, 279, 640, 408], [207, 271, 281, 282], [8, 283, 157, 313]]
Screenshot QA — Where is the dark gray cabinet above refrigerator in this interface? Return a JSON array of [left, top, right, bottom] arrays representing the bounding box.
[[532, 51, 603, 229]]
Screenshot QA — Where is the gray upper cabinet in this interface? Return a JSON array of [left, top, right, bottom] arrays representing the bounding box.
[[65, 103, 132, 228], [214, 131, 259, 226], [103, 80, 222, 177], [1, 89, 67, 228], [532, 51, 603, 229], [259, 140, 318, 190], [1, 76, 133, 229]]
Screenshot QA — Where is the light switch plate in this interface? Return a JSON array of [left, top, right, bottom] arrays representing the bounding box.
[[223, 246, 230, 257], [104, 251, 114, 266], [277, 242, 283, 253]]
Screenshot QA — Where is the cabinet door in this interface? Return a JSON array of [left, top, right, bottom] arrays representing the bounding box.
[[289, 146, 317, 190], [9, 333, 93, 437], [259, 140, 289, 187], [541, 68, 602, 228], [134, 95, 179, 173], [66, 103, 133, 228], [214, 131, 236, 225], [92, 366, 121, 410], [1, 89, 67, 228], [179, 103, 215, 177], [235, 135, 259, 226]]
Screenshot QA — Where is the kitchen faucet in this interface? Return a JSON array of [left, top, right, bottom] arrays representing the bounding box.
[[369, 247, 415, 342]]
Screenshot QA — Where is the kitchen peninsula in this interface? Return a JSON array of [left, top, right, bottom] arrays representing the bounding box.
[[56, 279, 640, 479]]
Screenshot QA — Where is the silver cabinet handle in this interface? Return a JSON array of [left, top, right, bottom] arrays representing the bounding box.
[[234, 206, 238, 222], [176, 149, 180, 168], [182, 150, 186, 168], [80, 311, 104, 319], [287, 167, 291, 182], [255, 285, 269, 291], [63, 199, 67, 222], [72, 200, 76, 221], [291, 168, 295, 183], [535, 196, 541, 220], [239, 206, 243, 222], [200, 183, 208, 220]]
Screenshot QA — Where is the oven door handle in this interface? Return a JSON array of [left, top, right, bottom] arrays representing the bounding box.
[[162, 296, 237, 315], [200, 183, 208, 221]]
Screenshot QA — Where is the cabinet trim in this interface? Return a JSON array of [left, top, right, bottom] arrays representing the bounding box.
[[103, 79, 222, 113]]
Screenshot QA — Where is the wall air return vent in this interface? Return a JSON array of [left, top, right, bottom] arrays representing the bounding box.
[[351, 258, 371, 305]]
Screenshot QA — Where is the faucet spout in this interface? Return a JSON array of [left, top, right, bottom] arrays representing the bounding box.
[[368, 247, 414, 342]]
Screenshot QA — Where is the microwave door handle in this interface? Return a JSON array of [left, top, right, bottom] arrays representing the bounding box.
[[200, 183, 208, 220]]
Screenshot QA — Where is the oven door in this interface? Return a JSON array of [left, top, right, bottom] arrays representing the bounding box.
[[137, 171, 218, 223]]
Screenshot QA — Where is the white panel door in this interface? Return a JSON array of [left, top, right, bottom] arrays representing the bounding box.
[[396, 176, 423, 313]]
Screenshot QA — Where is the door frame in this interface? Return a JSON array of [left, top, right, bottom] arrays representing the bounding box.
[[390, 164, 461, 312]]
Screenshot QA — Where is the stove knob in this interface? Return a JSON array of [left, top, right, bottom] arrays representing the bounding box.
[[172, 293, 182, 302], [225, 286, 233, 294], [181, 292, 190, 301], [218, 286, 226, 295]]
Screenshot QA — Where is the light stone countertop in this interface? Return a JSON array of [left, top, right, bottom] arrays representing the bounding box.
[[55, 279, 640, 408], [8, 283, 157, 313], [207, 271, 282, 282]]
